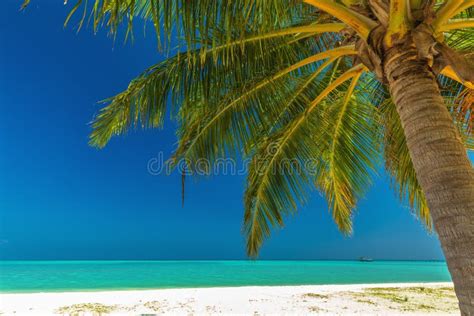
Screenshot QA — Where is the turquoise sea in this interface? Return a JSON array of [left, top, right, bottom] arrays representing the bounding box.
[[0, 260, 450, 293]]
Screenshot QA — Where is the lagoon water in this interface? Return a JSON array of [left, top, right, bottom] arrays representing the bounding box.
[[0, 260, 450, 293]]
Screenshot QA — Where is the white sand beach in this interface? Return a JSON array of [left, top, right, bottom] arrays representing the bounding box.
[[0, 282, 457, 315]]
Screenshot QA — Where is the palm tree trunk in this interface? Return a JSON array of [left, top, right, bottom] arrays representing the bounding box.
[[384, 45, 474, 315]]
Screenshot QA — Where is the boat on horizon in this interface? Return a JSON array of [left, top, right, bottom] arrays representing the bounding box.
[[359, 257, 373, 262]]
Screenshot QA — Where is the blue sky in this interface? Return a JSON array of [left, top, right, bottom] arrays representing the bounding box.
[[0, 0, 446, 260]]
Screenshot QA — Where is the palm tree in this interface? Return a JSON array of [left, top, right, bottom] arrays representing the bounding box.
[[23, 0, 473, 312]]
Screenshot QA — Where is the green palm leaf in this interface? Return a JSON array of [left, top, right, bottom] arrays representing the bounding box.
[[244, 65, 379, 256], [89, 23, 344, 148], [173, 46, 357, 165]]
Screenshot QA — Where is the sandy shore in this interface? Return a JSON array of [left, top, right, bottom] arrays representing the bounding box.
[[0, 282, 457, 315]]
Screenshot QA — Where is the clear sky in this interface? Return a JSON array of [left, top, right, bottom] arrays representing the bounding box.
[[0, 0, 447, 260]]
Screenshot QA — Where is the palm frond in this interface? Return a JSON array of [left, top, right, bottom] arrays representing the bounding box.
[[172, 46, 357, 165], [244, 64, 379, 256], [444, 28, 474, 51], [89, 21, 346, 147], [319, 72, 369, 232], [43, 0, 316, 50]]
